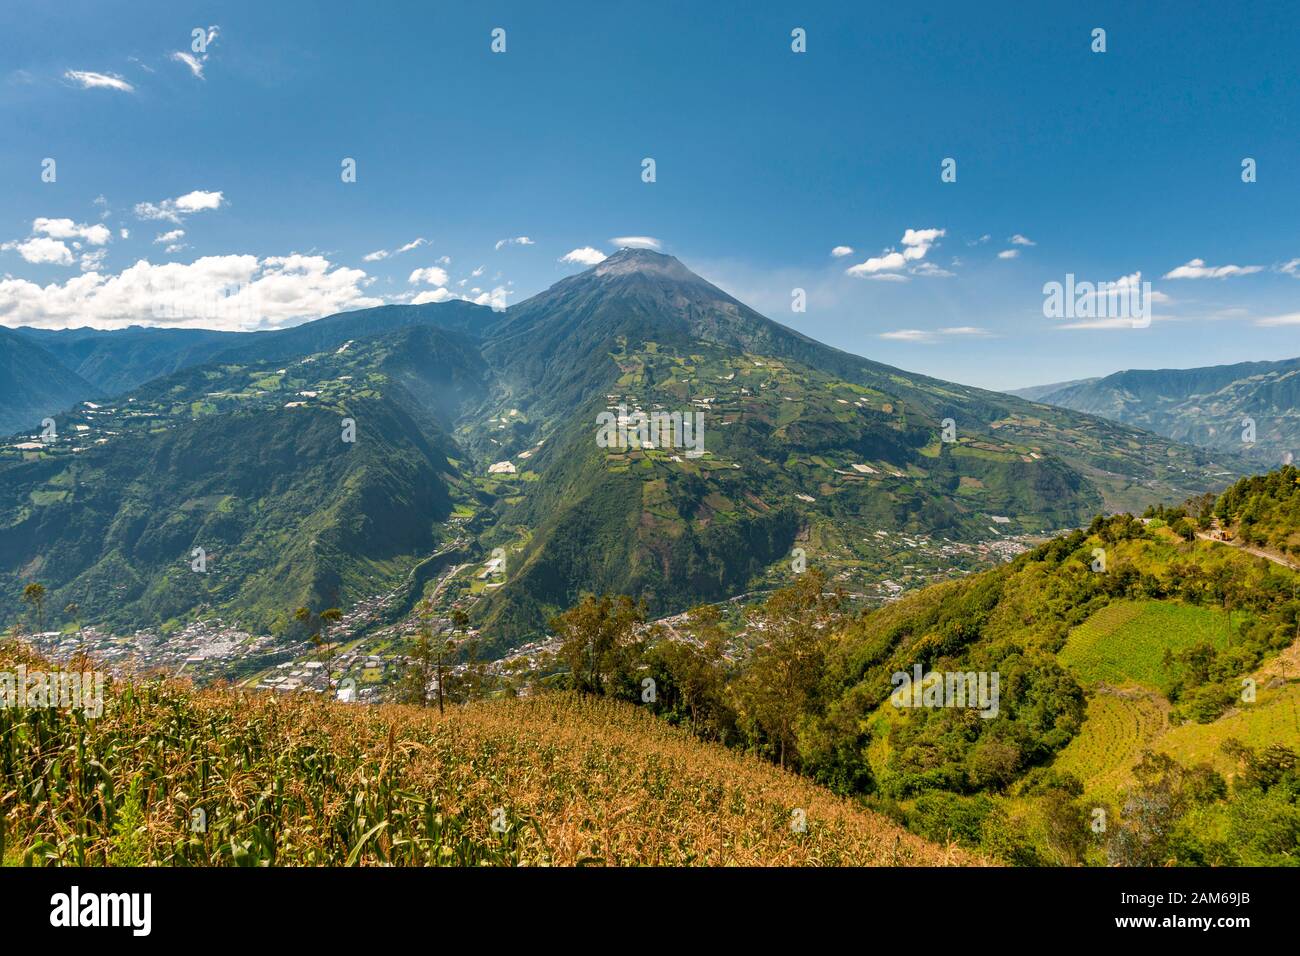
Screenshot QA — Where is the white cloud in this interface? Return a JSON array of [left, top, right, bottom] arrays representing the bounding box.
[[847, 251, 907, 276], [1255, 312, 1300, 327], [134, 190, 225, 224], [171, 26, 219, 79], [847, 228, 945, 277], [900, 228, 944, 260], [1163, 257, 1263, 279], [910, 261, 955, 278], [363, 237, 427, 262], [33, 218, 111, 246], [879, 326, 988, 343], [80, 249, 107, 272], [0, 253, 381, 331], [1010, 234, 1036, 246], [154, 229, 185, 244], [171, 52, 205, 79], [470, 265, 484, 277], [831, 245, 854, 257], [408, 266, 449, 286], [1278, 258, 1300, 277], [64, 70, 135, 93], [119, 228, 130, 239], [411, 288, 454, 305], [560, 247, 607, 266], [879, 329, 935, 342], [997, 249, 1019, 259], [1056, 272, 1170, 328], [610, 236, 660, 250], [469, 285, 511, 311], [494, 236, 534, 250], [2, 237, 74, 266]]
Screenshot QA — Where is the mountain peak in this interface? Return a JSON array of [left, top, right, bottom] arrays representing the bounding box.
[[592, 247, 696, 282]]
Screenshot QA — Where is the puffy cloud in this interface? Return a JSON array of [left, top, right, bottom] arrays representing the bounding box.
[[1009, 234, 1036, 246], [33, 218, 111, 245], [847, 228, 945, 277], [2, 237, 74, 266], [154, 229, 185, 244], [494, 236, 534, 250], [408, 266, 449, 286], [469, 285, 511, 311], [406, 283, 510, 312], [1162, 257, 1263, 279], [901, 228, 944, 260], [411, 288, 454, 304], [830, 245, 854, 257], [610, 236, 660, 250], [134, 190, 226, 224], [997, 249, 1019, 259], [560, 247, 607, 266], [0, 253, 382, 331], [64, 70, 135, 93], [847, 251, 907, 276]]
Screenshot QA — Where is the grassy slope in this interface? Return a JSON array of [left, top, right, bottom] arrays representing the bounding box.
[[1, 652, 977, 866], [1058, 599, 1231, 694]]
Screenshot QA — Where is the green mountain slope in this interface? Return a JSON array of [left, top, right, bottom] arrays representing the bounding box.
[[0, 328, 484, 633], [790, 482, 1300, 864], [0, 249, 1252, 649], [1019, 357, 1300, 464], [0, 327, 100, 436], [467, 250, 1246, 640]]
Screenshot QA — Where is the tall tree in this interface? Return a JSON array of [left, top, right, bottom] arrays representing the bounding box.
[[22, 583, 46, 636], [551, 594, 645, 696], [729, 570, 843, 769]]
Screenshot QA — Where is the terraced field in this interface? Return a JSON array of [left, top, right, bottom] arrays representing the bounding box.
[[1157, 681, 1300, 776], [1058, 599, 1231, 693], [1052, 687, 1169, 800]]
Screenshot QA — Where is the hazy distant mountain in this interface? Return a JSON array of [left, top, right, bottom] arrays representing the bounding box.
[[0, 327, 100, 435], [1007, 377, 1101, 403], [0, 250, 1248, 645], [1017, 357, 1300, 463], [14, 326, 238, 397]]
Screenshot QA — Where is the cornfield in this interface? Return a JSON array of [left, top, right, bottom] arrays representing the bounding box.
[[1, 646, 979, 867]]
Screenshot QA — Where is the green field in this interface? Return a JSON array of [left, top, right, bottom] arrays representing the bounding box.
[[1158, 681, 1300, 775], [1051, 688, 1169, 800], [1059, 600, 1231, 693]]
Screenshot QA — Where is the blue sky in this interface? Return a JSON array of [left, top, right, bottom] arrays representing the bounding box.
[[1, 0, 1297, 390]]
